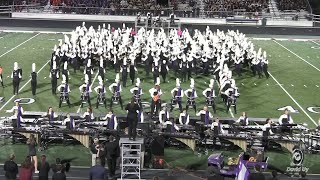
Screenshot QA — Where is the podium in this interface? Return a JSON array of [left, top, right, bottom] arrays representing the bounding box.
[[119, 138, 144, 180]]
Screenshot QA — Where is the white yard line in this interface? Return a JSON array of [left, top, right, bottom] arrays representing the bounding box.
[[76, 71, 99, 113], [0, 60, 50, 111], [273, 40, 320, 73], [268, 72, 317, 126], [311, 40, 320, 46], [1, 30, 71, 34], [0, 33, 40, 58]]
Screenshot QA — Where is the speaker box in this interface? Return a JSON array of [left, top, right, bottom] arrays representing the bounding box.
[[151, 136, 164, 156]]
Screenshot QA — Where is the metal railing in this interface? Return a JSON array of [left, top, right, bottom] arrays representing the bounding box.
[[3, 4, 314, 22], [311, 14, 320, 26]]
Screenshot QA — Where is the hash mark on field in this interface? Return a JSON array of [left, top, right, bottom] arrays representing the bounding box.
[[254, 83, 257, 86], [0, 37, 3, 39], [291, 84, 294, 87], [241, 83, 244, 86], [266, 84, 269, 86], [4, 47, 6, 49], [316, 85, 319, 88], [311, 40, 320, 46], [0, 33, 40, 58], [307, 56, 310, 58], [304, 85, 307, 88], [269, 72, 317, 126], [273, 40, 320, 73]]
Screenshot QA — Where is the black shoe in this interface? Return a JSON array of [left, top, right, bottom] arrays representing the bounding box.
[[133, 138, 136, 141]]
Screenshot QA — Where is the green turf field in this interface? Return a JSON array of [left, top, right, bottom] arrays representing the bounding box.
[[0, 32, 319, 126], [0, 32, 320, 173]]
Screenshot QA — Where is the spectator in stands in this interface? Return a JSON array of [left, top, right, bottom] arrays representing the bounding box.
[[19, 156, 34, 180], [90, 138, 100, 166], [89, 158, 108, 180], [38, 155, 51, 180], [105, 135, 120, 178], [298, 171, 308, 180], [4, 154, 18, 180], [97, 143, 106, 167], [27, 134, 39, 173], [51, 158, 66, 174], [248, 165, 265, 180], [268, 170, 279, 180], [52, 164, 66, 180]]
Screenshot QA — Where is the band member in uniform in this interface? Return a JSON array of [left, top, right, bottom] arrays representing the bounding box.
[[130, 78, 143, 108], [50, 61, 59, 95], [180, 57, 188, 82], [79, 75, 92, 107], [202, 79, 216, 114], [129, 54, 138, 85], [278, 108, 294, 125], [102, 110, 118, 130], [82, 107, 94, 122], [159, 106, 170, 125], [84, 59, 93, 84], [163, 117, 180, 133], [196, 106, 213, 126], [120, 58, 129, 87], [109, 73, 123, 110], [125, 98, 141, 140], [94, 76, 107, 109], [149, 78, 162, 117], [6, 101, 24, 128], [184, 78, 197, 113], [0, 65, 4, 87], [63, 113, 76, 130], [224, 84, 240, 114], [262, 51, 269, 79], [211, 118, 225, 134], [42, 107, 58, 124], [170, 78, 183, 112], [236, 112, 249, 126], [98, 57, 106, 81], [262, 118, 274, 148], [30, 63, 37, 96], [11, 62, 22, 95], [160, 59, 169, 83], [152, 60, 160, 84], [57, 75, 71, 108], [62, 61, 70, 83], [179, 109, 190, 125]]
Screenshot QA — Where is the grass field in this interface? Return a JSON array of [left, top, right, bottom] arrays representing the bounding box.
[[0, 31, 320, 172]]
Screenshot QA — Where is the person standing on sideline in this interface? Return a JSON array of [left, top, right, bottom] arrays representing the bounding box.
[[0, 65, 4, 87], [38, 155, 50, 180], [19, 156, 34, 180], [89, 158, 108, 180], [52, 165, 66, 180], [105, 135, 120, 178], [27, 134, 39, 173], [125, 97, 141, 141], [4, 154, 18, 180], [30, 63, 37, 96], [11, 62, 22, 95]]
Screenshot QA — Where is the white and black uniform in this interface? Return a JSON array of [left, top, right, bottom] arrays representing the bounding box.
[[12, 70, 22, 95], [58, 83, 71, 108], [50, 69, 59, 95], [30, 71, 37, 96]]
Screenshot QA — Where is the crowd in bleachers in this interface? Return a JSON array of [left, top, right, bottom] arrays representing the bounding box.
[[276, 0, 307, 11], [4, 0, 311, 17], [204, 0, 268, 12]]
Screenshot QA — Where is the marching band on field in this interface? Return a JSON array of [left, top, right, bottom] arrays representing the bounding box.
[[3, 23, 278, 134]]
